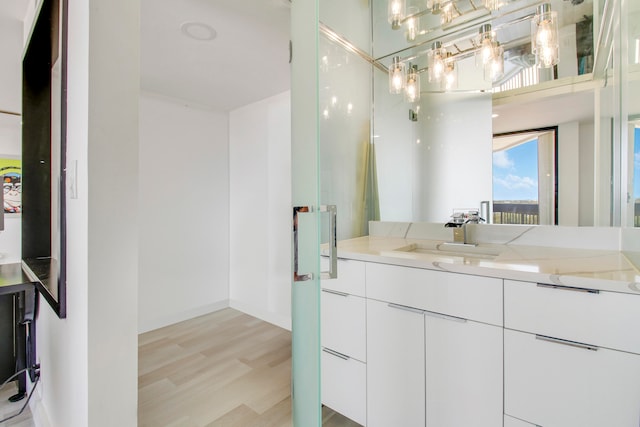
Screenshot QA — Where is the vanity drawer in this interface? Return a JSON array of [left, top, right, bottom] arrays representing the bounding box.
[[504, 329, 640, 427], [504, 280, 640, 354], [321, 258, 366, 297], [366, 263, 502, 325], [321, 349, 366, 426], [321, 290, 366, 362]]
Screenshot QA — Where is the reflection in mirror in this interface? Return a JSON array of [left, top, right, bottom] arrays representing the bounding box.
[[319, 0, 635, 231], [492, 128, 557, 225]]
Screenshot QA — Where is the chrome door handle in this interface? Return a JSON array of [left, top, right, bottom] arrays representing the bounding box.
[[293, 206, 313, 282], [320, 205, 337, 280], [322, 348, 350, 361], [388, 303, 425, 315], [535, 334, 599, 351], [537, 283, 600, 294], [425, 311, 468, 323], [322, 289, 349, 297]]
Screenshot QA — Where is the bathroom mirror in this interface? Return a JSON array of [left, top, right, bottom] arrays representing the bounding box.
[[21, 0, 67, 318], [368, 0, 637, 227], [318, 0, 638, 238]]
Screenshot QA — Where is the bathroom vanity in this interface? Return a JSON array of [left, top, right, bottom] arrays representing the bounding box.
[[320, 222, 640, 427]]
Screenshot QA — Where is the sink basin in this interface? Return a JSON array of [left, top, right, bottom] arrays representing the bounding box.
[[392, 243, 501, 260]]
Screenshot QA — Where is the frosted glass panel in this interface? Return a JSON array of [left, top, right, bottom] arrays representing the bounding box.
[[291, 1, 321, 426], [319, 35, 374, 239]]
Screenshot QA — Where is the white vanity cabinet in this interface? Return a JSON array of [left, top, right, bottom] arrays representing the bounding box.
[[366, 298, 426, 427], [504, 280, 640, 427], [424, 312, 502, 427], [365, 263, 503, 427], [320, 258, 367, 426]]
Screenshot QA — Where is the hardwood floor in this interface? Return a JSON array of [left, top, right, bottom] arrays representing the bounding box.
[[0, 381, 35, 427], [4, 307, 360, 426], [139, 308, 362, 427]]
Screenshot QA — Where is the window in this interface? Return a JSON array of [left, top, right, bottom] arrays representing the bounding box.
[[492, 129, 557, 225]]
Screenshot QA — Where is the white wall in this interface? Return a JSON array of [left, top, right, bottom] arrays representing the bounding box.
[[558, 122, 580, 225], [31, 0, 140, 426], [0, 14, 22, 113], [138, 94, 230, 333], [229, 91, 291, 330]]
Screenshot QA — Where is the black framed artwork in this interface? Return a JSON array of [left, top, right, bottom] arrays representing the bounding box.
[[22, 0, 68, 319]]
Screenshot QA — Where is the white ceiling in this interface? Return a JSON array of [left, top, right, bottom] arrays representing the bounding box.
[[141, 0, 291, 111], [1, 0, 291, 112]]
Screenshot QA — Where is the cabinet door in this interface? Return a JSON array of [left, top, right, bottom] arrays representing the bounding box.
[[505, 329, 640, 427], [367, 299, 425, 427], [425, 312, 503, 427]]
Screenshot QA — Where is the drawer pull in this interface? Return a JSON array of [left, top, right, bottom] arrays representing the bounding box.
[[425, 311, 467, 323], [322, 289, 349, 297], [323, 348, 350, 360], [535, 334, 599, 351], [388, 303, 425, 315], [537, 283, 600, 294]]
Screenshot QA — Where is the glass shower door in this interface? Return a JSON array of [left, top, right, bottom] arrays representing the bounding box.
[[291, 1, 322, 425], [291, 1, 372, 425]]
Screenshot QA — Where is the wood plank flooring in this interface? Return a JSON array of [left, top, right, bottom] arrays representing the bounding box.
[[3, 307, 361, 426], [139, 308, 362, 427], [0, 382, 35, 427]]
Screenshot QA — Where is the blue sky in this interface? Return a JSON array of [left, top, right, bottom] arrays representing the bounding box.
[[635, 127, 640, 199], [493, 139, 538, 202]]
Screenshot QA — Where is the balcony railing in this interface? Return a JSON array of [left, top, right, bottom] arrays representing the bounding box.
[[493, 202, 539, 225], [494, 202, 640, 226]]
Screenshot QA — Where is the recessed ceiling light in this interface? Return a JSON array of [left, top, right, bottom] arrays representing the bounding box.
[[180, 22, 217, 41]]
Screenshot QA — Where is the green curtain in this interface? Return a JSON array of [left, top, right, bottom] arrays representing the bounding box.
[[361, 141, 380, 236]]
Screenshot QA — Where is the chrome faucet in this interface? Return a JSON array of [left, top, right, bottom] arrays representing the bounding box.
[[444, 210, 483, 245]]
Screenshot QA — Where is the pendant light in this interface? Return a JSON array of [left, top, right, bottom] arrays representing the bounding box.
[[388, 0, 406, 30], [404, 64, 420, 103], [405, 6, 420, 42], [428, 41, 447, 83], [389, 56, 406, 94], [532, 3, 559, 68]]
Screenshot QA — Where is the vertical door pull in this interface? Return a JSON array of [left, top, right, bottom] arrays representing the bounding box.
[[293, 206, 313, 282], [320, 205, 337, 280]]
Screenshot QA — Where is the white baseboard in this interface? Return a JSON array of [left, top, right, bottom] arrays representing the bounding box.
[[138, 299, 230, 333], [229, 299, 292, 331], [29, 381, 52, 427]]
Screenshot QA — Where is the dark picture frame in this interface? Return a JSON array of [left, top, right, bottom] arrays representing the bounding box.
[[21, 0, 68, 319]]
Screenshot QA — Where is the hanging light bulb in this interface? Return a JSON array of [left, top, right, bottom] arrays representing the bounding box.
[[388, 0, 406, 30], [427, 0, 444, 14], [476, 24, 497, 67], [532, 3, 559, 68], [486, 43, 505, 82], [389, 56, 406, 94], [405, 6, 420, 42], [404, 64, 420, 103], [483, 0, 505, 11], [443, 58, 457, 91], [440, 2, 454, 25], [428, 41, 446, 83]]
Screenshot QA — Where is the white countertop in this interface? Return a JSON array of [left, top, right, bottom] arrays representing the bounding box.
[[330, 235, 640, 295]]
